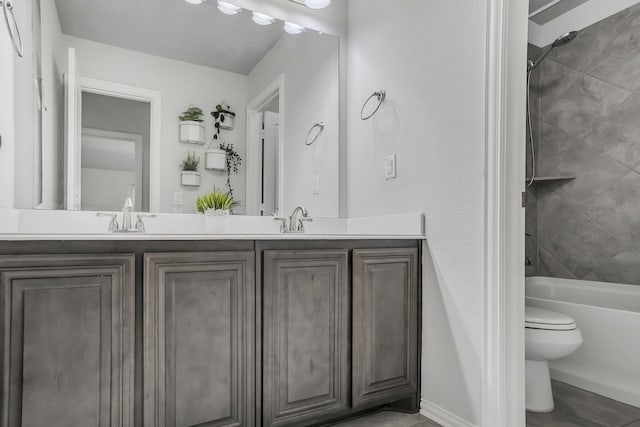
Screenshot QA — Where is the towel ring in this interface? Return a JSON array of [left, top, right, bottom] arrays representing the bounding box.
[[305, 121, 325, 146], [360, 90, 386, 120], [1, 0, 23, 57]]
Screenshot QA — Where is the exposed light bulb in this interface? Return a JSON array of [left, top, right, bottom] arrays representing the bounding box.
[[252, 11, 275, 25], [304, 0, 331, 9], [217, 0, 241, 15], [184, 0, 205, 4], [284, 22, 304, 35]]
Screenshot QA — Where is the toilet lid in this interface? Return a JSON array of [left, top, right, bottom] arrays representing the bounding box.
[[525, 306, 576, 330]]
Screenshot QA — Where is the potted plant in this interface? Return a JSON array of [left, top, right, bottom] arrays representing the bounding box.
[[180, 151, 201, 186], [219, 142, 242, 198], [179, 106, 205, 144], [205, 141, 227, 171], [195, 188, 234, 216], [211, 102, 236, 140]]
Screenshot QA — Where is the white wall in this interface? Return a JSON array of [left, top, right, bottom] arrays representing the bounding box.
[[40, 0, 65, 209], [64, 35, 248, 213], [248, 32, 340, 217], [12, 0, 34, 208], [0, 12, 15, 208], [347, 1, 488, 424]]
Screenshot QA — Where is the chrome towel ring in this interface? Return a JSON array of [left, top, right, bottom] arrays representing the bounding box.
[[360, 90, 386, 120], [305, 121, 325, 146], [1, 0, 23, 57]]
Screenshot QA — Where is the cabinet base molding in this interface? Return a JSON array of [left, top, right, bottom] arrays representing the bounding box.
[[420, 399, 478, 427]]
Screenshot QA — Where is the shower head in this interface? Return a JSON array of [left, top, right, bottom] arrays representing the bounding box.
[[552, 31, 578, 47], [527, 30, 578, 71]]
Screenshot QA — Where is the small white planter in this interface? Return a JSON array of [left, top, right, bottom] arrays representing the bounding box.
[[205, 208, 230, 233], [179, 121, 205, 144], [181, 171, 200, 187], [205, 148, 227, 171], [219, 112, 235, 130]]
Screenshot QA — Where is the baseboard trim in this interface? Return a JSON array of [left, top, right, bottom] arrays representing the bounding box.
[[550, 369, 640, 409], [420, 399, 477, 427]]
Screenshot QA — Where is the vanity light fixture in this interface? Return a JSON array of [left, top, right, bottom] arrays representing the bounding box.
[[252, 11, 275, 25], [303, 0, 331, 9], [289, 0, 331, 9], [184, 0, 206, 4], [217, 0, 241, 15], [284, 22, 304, 35]]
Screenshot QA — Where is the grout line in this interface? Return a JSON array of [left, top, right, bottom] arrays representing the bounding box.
[[540, 189, 637, 253], [537, 246, 578, 279], [537, 119, 640, 175], [545, 57, 635, 95]]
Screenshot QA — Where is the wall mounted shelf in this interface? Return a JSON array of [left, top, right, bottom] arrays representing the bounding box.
[[527, 175, 576, 184]]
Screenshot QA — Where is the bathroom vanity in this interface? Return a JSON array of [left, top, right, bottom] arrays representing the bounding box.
[[0, 218, 422, 427]]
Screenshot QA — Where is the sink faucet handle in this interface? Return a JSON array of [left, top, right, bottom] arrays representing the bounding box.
[[96, 212, 119, 232], [272, 213, 288, 233], [299, 216, 313, 232], [135, 214, 157, 232]]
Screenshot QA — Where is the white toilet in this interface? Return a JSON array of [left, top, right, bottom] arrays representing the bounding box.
[[525, 305, 583, 412]]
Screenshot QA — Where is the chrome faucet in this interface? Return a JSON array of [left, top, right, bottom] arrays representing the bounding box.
[[121, 197, 134, 230], [97, 192, 156, 233], [272, 206, 313, 233], [288, 206, 310, 233]]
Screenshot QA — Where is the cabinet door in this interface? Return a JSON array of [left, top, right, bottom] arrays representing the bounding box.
[[143, 252, 255, 427], [0, 254, 135, 427], [263, 250, 349, 427], [352, 248, 419, 408]]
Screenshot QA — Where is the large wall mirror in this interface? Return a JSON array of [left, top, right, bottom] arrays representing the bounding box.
[[11, 0, 340, 216]]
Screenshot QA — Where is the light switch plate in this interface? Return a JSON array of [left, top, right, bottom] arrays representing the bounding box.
[[173, 191, 183, 206], [312, 175, 321, 195], [384, 154, 397, 180]]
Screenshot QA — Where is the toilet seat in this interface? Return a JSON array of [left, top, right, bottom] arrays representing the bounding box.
[[525, 306, 576, 331]]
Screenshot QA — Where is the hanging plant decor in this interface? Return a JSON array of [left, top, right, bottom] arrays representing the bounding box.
[[219, 142, 241, 198], [211, 102, 236, 140]]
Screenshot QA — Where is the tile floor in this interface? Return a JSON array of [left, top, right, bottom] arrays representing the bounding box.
[[330, 410, 440, 427], [527, 381, 640, 427], [326, 380, 640, 427]]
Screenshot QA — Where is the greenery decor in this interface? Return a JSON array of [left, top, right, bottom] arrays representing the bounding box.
[[180, 151, 200, 171], [219, 142, 241, 198], [195, 188, 234, 213], [211, 102, 236, 139], [179, 106, 204, 122]]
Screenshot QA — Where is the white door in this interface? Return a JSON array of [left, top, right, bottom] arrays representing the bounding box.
[[64, 47, 82, 210]]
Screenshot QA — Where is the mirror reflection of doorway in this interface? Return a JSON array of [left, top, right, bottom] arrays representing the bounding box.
[[80, 92, 151, 212], [261, 97, 279, 216]]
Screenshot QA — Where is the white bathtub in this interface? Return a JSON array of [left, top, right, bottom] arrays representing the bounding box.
[[526, 276, 640, 408]]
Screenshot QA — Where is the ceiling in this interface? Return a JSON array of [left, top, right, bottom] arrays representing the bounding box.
[[54, 0, 287, 75], [529, 0, 590, 24]]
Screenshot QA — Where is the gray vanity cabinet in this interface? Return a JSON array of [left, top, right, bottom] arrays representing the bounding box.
[[352, 248, 419, 408], [0, 254, 135, 427], [143, 251, 255, 427], [262, 250, 350, 427]]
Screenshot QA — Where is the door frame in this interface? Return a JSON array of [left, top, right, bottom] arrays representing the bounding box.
[[483, 0, 528, 426], [246, 75, 285, 216], [79, 77, 162, 212]]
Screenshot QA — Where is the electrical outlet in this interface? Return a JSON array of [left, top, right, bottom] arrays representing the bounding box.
[[384, 154, 397, 180], [173, 205, 183, 213], [173, 191, 183, 206], [312, 175, 321, 195]]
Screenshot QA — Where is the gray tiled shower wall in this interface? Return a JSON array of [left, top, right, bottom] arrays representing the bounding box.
[[526, 3, 640, 285]]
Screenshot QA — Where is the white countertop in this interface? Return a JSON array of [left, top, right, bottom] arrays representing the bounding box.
[[0, 210, 425, 241]]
